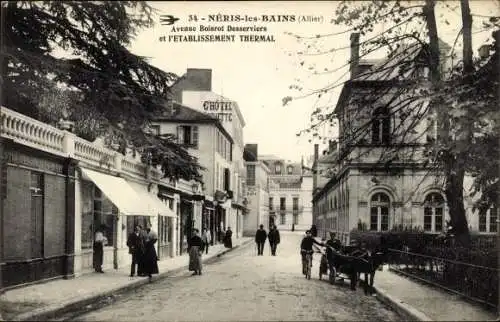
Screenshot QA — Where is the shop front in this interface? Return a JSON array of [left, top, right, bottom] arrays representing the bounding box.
[[75, 167, 165, 275]]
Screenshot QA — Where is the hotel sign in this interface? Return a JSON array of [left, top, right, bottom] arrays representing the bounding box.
[[202, 100, 233, 122]]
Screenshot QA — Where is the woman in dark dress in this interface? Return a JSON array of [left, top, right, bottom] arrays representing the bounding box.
[[188, 229, 204, 275], [142, 225, 159, 282], [224, 227, 233, 248]]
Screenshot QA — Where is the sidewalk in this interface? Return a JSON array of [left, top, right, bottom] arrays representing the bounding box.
[[0, 237, 252, 321], [373, 265, 499, 321]]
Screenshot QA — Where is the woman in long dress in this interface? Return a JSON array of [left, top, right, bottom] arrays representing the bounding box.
[[93, 225, 108, 273], [142, 225, 159, 282], [188, 229, 204, 275]]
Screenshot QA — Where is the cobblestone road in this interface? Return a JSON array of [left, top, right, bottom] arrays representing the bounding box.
[[71, 232, 401, 321]]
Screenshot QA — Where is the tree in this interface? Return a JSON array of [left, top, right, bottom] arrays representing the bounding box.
[[1, 1, 204, 182], [285, 0, 500, 245]]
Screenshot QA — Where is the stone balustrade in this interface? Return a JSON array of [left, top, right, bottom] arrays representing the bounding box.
[[1, 107, 65, 155], [1, 106, 196, 192]]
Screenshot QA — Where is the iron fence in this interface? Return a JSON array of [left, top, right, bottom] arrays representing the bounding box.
[[387, 248, 499, 310]]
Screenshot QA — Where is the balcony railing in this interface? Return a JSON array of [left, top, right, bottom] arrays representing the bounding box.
[[1, 106, 196, 195]]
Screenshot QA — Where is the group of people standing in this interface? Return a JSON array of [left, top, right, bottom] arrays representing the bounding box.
[[254, 224, 281, 256], [126, 224, 159, 282]]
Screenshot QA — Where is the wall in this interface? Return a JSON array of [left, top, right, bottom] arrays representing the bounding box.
[[2, 144, 67, 287]]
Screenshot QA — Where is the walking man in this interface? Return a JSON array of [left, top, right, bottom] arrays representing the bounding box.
[[201, 227, 211, 254], [255, 224, 267, 256], [268, 225, 280, 256], [127, 225, 144, 277]]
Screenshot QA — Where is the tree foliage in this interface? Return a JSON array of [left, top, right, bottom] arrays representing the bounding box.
[[1, 1, 204, 182]]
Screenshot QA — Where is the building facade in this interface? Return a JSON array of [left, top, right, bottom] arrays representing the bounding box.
[[243, 144, 270, 235], [260, 155, 313, 232], [171, 68, 248, 240], [311, 33, 498, 243], [152, 102, 236, 250], [0, 106, 202, 289]]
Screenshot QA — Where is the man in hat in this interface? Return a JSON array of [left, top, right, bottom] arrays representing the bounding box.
[[255, 224, 267, 256]]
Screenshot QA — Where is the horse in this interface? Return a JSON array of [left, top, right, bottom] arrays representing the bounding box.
[[327, 245, 386, 294]]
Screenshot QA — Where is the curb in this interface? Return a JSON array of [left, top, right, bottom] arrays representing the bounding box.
[[10, 239, 253, 321], [374, 286, 433, 321]]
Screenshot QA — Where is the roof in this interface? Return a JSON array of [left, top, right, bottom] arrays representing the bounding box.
[[152, 102, 234, 144], [334, 38, 453, 114]]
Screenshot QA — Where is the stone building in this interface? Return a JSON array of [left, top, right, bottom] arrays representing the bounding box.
[[243, 144, 270, 235], [152, 102, 238, 249], [170, 68, 248, 241], [311, 33, 498, 243], [0, 106, 201, 289], [260, 155, 313, 232]]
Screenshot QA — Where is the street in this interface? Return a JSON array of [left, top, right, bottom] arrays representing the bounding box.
[[68, 232, 401, 321]]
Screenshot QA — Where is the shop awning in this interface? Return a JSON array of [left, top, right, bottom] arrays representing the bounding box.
[[80, 167, 153, 217], [129, 182, 175, 218]]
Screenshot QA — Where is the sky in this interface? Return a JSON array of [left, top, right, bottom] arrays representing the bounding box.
[[128, 1, 499, 163]]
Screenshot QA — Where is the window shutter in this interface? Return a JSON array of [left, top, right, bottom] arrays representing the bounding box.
[[177, 126, 184, 144], [192, 126, 199, 148]]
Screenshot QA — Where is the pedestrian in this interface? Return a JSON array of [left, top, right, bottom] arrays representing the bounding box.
[[268, 225, 281, 256], [127, 224, 145, 277], [310, 224, 318, 238], [142, 224, 159, 282], [93, 224, 108, 273], [188, 229, 204, 275], [254, 224, 267, 256], [224, 226, 233, 248], [201, 227, 211, 254]]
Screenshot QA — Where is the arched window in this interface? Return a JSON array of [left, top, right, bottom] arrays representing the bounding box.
[[372, 107, 391, 144], [370, 193, 390, 231], [423, 193, 445, 232], [287, 165, 293, 174]]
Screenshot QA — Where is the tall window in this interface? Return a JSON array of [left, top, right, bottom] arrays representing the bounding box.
[[280, 197, 286, 210], [423, 193, 444, 232], [93, 187, 116, 247], [246, 164, 256, 186], [479, 207, 498, 233], [177, 125, 199, 148], [372, 107, 391, 144], [275, 163, 281, 174], [293, 197, 299, 212], [293, 213, 299, 225], [269, 197, 273, 210], [287, 166, 293, 174], [223, 168, 231, 191], [30, 172, 44, 259], [370, 193, 390, 231], [280, 213, 286, 225]]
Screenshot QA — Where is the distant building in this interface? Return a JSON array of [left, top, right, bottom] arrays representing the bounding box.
[[259, 155, 313, 231]]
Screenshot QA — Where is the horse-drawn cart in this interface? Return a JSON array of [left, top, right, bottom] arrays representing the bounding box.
[[318, 245, 386, 294]]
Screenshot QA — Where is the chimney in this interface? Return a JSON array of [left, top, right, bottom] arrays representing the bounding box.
[[350, 33, 360, 79], [185, 68, 212, 91]]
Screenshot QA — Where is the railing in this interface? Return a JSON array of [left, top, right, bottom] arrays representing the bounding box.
[[388, 248, 499, 309], [1, 106, 195, 192], [1, 107, 65, 154]]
